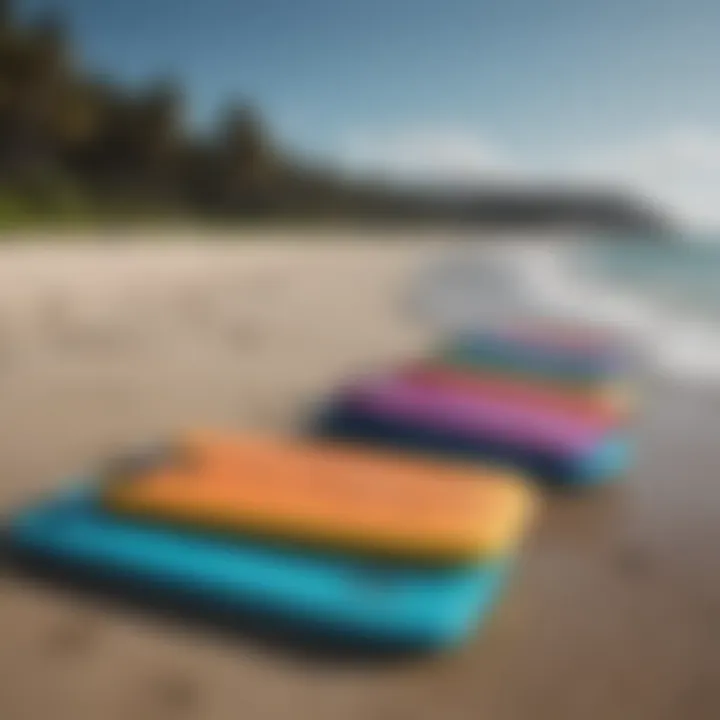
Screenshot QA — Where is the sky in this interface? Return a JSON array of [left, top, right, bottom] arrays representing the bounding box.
[[18, 0, 720, 225]]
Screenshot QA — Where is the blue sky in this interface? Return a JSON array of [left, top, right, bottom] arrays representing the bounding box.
[[18, 0, 720, 223]]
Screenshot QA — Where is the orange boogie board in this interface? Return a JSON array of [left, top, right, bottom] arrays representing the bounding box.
[[103, 433, 536, 563]]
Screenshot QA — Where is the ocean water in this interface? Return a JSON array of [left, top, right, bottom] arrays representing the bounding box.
[[412, 232, 720, 383], [575, 233, 720, 317]]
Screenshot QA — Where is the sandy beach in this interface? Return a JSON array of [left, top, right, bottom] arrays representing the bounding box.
[[1, 230, 718, 720]]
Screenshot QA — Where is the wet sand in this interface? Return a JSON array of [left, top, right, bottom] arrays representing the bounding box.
[[1, 231, 718, 720]]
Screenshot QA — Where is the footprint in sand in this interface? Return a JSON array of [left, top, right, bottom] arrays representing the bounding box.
[[119, 670, 201, 720], [147, 671, 201, 717], [614, 544, 655, 579], [43, 614, 101, 657], [223, 319, 266, 350]]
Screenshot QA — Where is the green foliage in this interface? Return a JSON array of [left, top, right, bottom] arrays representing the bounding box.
[[0, 2, 280, 222], [0, 187, 33, 225], [0, 1, 666, 230], [0, 171, 92, 227]]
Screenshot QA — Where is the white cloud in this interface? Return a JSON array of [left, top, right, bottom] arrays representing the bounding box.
[[566, 126, 720, 228], [335, 125, 518, 184], [335, 124, 720, 228]]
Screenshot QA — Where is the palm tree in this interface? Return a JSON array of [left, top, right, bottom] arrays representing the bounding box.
[[216, 102, 277, 212]]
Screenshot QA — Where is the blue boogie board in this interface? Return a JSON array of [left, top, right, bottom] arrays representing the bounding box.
[[441, 330, 629, 385], [5, 485, 512, 650], [315, 400, 632, 486]]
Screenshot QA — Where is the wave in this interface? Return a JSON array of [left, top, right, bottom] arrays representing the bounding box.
[[413, 234, 720, 383]]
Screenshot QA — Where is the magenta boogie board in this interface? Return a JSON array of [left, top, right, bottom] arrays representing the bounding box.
[[316, 373, 631, 485]]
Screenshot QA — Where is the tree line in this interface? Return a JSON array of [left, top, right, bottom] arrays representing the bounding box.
[[0, 1, 667, 228]]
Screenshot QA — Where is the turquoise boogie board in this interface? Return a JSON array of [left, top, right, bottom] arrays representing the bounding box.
[[5, 485, 512, 650], [441, 328, 630, 385]]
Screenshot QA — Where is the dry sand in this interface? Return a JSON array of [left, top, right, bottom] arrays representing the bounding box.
[[0, 230, 718, 720]]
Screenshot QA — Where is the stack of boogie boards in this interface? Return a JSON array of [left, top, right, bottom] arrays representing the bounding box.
[[6, 432, 536, 650], [317, 324, 635, 486]]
